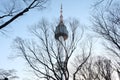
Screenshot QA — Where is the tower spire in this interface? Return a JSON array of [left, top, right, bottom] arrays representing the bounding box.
[[60, 4, 63, 23]]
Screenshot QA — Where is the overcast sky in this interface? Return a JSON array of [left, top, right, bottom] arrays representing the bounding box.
[[0, 0, 94, 80]]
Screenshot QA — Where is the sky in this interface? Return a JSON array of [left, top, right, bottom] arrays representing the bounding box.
[[0, 0, 98, 80]]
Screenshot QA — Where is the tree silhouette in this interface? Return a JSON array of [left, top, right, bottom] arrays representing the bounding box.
[[0, 69, 18, 80], [13, 18, 91, 80], [0, 0, 49, 29], [92, 2, 120, 80]]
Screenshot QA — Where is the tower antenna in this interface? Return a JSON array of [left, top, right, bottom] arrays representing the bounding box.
[[60, 3, 63, 23]]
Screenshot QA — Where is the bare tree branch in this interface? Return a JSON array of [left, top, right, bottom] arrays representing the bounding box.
[[0, 0, 49, 29], [13, 18, 85, 80]]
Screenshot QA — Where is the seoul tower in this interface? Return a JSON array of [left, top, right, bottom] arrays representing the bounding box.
[[54, 4, 68, 80], [55, 4, 68, 62]]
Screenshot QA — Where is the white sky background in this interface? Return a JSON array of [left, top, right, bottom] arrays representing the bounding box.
[[0, 0, 113, 80]]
